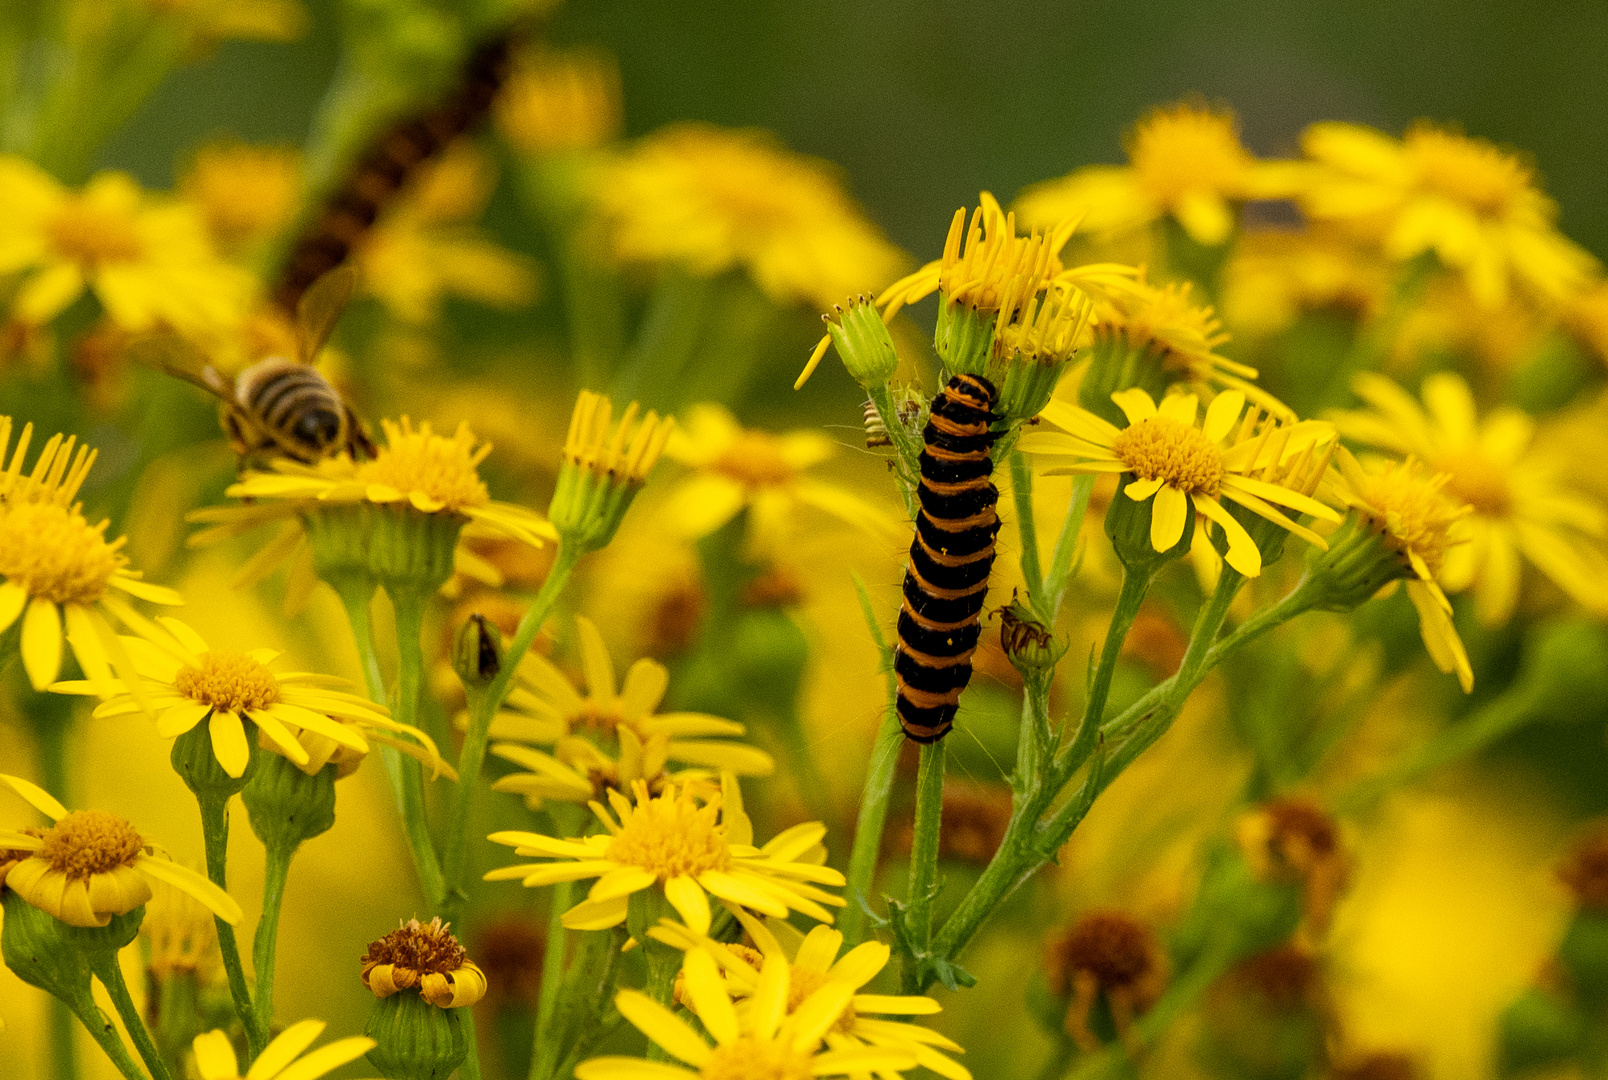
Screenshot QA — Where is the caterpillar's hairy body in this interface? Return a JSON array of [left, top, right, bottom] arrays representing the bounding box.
[[895, 373, 1001, 742]]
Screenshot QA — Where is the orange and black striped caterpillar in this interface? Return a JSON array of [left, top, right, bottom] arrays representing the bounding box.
[[894, 373, 1002, 742], [272, 33, 517, 313]]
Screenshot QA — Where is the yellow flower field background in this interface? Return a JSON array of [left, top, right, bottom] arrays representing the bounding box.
[[3, 3, 1608, 1080]]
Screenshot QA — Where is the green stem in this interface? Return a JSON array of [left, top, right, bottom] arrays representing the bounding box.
[[458, 1010, 482, 1080], [197, 793, 265, 1057], [528, 879, 572, 1080], [839, 572, 901, 947], [545, 928, 627, 1080], [442, 545, 581, 918], [87, 953, 173, 1080], [866, 382, 921, 515], [775, 704, 837, 827], [612, 270, 713, 412], [34, 702, 81, 1080], [1010, 451, 1048, 620], [62, 987, 147, 1080], [1059, 563, 1154, 773], [1045, 474, 1096, 619], [902, 740, 946, 992], [336, 577, 447, 909], [250, 839, 293, 1036], [50, 989, 80, 1080]]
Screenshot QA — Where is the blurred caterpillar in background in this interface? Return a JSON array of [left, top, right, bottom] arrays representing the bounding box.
[[894, 374, 1001, 742], [272, 32, 518, 312]]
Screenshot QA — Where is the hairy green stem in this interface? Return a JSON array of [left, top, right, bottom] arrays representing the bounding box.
[[197, 793, 265, 1057], [1045, 474, 1096, 618], [87, 952, 172, 1080], [866, 383, 922, 513], [902, 740, 946, 992], [528, 879, 573, 1080], [441, 546, 585, 925], [840, 572, 902, 947], [62, 986, 146, 1080], [1058, 563, 1155, 775], [337, 578, 447, 909], [249, 839, 293, 1037], [1010, 451, 1049, 620]]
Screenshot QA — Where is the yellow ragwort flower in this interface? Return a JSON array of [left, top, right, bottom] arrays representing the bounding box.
[[0, 774, 242, 928], [1222, 226, 1391, 339], [488, 613, 773, 806], [356, 142, 538, 324], [1298, 121, 1598, 308], [1330, 449, 1474, 692], [180, 141, 302, 254], [191, 1020, 373, 1080], [1016, 100, 1302, 246], [496, 47, 623, 155], [589, 122, 907, 310], [653, 909, 970, 1079], [1023, 388, 1340, 576], [661, 404, 902, 553], [361, 917, 487, 1008], [0, 418, 184, 691], [51, 617, 449, 780], [575, 944, 919, 1080], [0, 157, 251, 335], [1330, 372, 1608, 625], [485, 775, 845, 937]]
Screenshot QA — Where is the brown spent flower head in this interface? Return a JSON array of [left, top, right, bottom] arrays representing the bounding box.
[[361, 917, 488, 1008], [1559, 829, 1608, 912], [1332, 1052, 1421, 1080], [1230, 945, 1321, 1010], [1047, 910, 1165, 1052], [472, 916, 546, 1007], [1237, 797, 1349, 936]]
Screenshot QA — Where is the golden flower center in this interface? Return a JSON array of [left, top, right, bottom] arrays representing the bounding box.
[[0, 501, 123, 604], [1130, 107, 1247, 204], [1435, 451, 1511, 517], [174, 652, 281, 713], [38, 810, 145, 878], [605, 793, 731, 879], [47, 196, 144, 266], [356, 421, 491, 510], [700, 1037, 813, 1080], [1355, 471, 1462, 576], [1111, 416, 1224, 495], [786, 968, 856, 1034], [1406, 127, 1532, 218], [713, 433, 796, 489]]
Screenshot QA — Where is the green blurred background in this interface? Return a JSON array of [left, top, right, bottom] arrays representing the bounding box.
[[106, 0, 1608, 267]]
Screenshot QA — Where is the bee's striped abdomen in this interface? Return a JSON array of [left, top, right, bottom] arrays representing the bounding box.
[[895, 373, 1000, 742], [239, 360, 347, 461]]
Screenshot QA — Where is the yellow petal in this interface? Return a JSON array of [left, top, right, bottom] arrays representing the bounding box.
[[0, 773, 68, 820], [613, 990, 713, 1066], [681, 948, 738, 1045], [209, 710, 253, 778], [21, 596, 63, 690], [0, 581, 27, 634], [1149, 485, 1189, 553], [245, 1018, 325, 1080], [191, 1030, 240, 1080], [137, 854, 244, 925], [664, 875, 711, 936]]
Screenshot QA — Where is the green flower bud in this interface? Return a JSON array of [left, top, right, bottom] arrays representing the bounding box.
[[1197, 946, 1326, 1080], [824, 295, 899, 389], [988, 283, 1093, 425], [452, 612, 503, 691], [935, 296, 996, 377], [172, 720, 253, 800], [303, 502, 464, 597], [1105, 474, 1194, 573], [0, 889, 95, 1003], [242, 751, 338, 852], [998, 598, 1065, 678], [1078, 328, 1174, 429], [366, 989, 468, 1080], [550, 391, 673, 553]]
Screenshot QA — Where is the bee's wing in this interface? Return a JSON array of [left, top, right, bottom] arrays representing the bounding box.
[[295, 263, 358, 365], [126, 334, 233, 401]]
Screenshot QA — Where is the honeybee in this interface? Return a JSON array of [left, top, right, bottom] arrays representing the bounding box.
[[135, 265, 376, 468]]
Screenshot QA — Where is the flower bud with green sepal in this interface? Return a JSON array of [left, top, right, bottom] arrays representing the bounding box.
[[550, 391, 674, 554], [451, 612, 503, 692], [823, 293, 900, 389], [362, 917, 487, 1080]]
